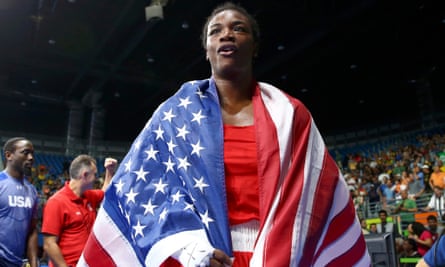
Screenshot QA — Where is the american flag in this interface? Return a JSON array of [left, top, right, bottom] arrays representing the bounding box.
[[78, 78, 370, 267]]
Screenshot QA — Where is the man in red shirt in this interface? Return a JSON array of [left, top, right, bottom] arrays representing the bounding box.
[[41, 155, 117, 267]]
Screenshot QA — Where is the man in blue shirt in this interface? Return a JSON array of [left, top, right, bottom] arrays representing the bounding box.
[[0, 137, 39, 267]]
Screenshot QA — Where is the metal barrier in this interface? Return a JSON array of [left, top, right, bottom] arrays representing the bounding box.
[[357, 192, 435, 219]]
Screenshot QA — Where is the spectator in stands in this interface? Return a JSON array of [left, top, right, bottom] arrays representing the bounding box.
[[407, 222, 434, 257], [41, 156, 117, 267], [347, 153, 358, 171], [37, 165, 49, 183], [363, 175, 382, 216], [429, 164, 445, 191], [380, 175, 396, 210], [393, 160, 406, 178], [422, 164, 432, 192], [395, 189, 418, 223], [394, 176, 403, 197], [401, 170, 411, 191], [410, 154, 423, 170], [0, 137, 39, 267], [369, 223, 379, 234], [360, 218, 370, 235], [416, 235, 445, 267], [407, 170, 426, 206], [423, 186, 445, 221], [399, 238, 421, 267], [51, 175, 63, 192], [377, 209, 395, 233], [353, 183, 367, 219], [357, 176, 371, 216], [413, 165, 426, 189], [425, 215, 440, 244]]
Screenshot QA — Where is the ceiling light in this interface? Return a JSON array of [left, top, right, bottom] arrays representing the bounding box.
[[181, 21, 189, 29], [145, 5, 163, 21], [48, 39, 56, 45], [277, 45, 285, 51], [145, 0, 168, 21]]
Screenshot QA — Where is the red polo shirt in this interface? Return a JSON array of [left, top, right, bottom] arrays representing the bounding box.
[[42, 182, 104, 267]]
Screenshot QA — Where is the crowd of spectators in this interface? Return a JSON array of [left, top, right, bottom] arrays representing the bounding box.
[[338, 133, 445, 217], [337, 132, 445, 265]]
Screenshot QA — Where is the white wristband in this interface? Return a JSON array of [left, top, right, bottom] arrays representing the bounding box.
[[172, 241, 214, 267]]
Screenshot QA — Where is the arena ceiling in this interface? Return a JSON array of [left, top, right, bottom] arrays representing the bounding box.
[[0, 0, 444, 142]]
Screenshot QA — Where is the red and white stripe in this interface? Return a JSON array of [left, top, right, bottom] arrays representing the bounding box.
[[250, 82, 370, 266], [78, 208, 141, 267]]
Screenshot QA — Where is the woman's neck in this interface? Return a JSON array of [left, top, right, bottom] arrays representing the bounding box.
[[214, 77, 255, 126], [214, 77, 254, 102]]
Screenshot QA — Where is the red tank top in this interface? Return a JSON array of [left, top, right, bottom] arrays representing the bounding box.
[[160, 125, 260, 267], [223, 124, 260, 225]]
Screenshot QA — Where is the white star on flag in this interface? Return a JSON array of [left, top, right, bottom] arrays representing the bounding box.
[[133, 220, 146, 238], [153, 178, 168, 194], [178, 96, 192, 109], [133, 166, 149, 182], [200, 210, 214, 229], [141, 199, 158, 216], [125, 188, 138, 204], [191, 110, 206, 125], [193, 176, 209, 193], [162, 108, 176, 122], [191, 140, 204, 156], [144, 145, 159, 161]]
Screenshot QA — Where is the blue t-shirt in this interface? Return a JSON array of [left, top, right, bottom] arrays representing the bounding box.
[[0, 171, 38, 265], [424, 235, 445, 266]]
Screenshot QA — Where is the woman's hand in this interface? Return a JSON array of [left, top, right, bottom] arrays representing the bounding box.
[[209, 249, 232, 267]]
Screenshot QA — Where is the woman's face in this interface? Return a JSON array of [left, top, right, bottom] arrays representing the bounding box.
[[205, 9, 257, 78]]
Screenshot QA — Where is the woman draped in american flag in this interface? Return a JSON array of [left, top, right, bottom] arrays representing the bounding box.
[[78, 2, 370, 267]]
